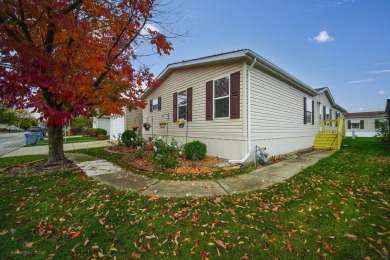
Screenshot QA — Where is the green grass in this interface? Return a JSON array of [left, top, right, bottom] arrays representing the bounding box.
[[26, 136, 98, 146], [0, 137, 389, 259], [0, 154, 48, 169]]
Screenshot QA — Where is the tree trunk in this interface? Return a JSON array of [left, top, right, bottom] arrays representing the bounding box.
[[47, 123, 68, 165]]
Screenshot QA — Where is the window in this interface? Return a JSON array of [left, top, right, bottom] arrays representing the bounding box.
[[375, 119, 380, 129], [150, 97, 161, 112], [214, 76, 229, 118], [351, 123, 360, 129], [177, 90, 187, 120], [152, 98, 158, 111], [326, 107, 330, 120], [305, 98, 312, 124]]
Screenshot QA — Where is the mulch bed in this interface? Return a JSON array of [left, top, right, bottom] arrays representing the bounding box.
[[0, 160, 79, 176], [107, 147, 229, 174]]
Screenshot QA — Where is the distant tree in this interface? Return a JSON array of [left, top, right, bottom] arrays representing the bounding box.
[[16, 110, 38, 129], [71, 116, 92, 129], [0, 106, 18, 126], [0, 0, 174, 165]]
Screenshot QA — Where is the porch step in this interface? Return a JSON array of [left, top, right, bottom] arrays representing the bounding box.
[[314, 133, 339, 150]]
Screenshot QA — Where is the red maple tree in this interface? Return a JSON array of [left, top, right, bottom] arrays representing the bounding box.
[[0, 0, 173, 164]]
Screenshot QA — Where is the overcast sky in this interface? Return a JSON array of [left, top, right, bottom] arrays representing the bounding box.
[[137, 0, 390, 113]]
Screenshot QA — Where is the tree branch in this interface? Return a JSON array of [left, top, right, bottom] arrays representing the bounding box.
[[62, 0, 83, 15]]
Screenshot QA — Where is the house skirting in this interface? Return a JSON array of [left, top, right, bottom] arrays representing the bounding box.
[[143, 133, 246, 160]]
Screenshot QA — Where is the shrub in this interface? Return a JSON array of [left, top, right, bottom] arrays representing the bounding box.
[[183, 140, 207, 160], [82, 128, 97, 137], [151, 138, 179, 168], [0, 128, 8, 132], [97, 134, 108, 140], [375, 120, 389, 143], [120, 130, 145, 148], [121, 130, 136, 147], [96, 128, 108, 136], [70, 127, 82, 135]]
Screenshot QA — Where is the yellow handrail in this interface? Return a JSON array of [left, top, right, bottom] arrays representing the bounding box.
[[320, 117, 345, 149]]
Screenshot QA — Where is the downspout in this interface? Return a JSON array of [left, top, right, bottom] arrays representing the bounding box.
[[229, 57, 256, 163]]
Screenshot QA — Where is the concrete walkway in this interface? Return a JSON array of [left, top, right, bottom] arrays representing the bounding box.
[[1, 140, 111, 157], [66, 150, 335, 198]]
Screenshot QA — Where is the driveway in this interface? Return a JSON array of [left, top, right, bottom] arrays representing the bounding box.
[[0, 132, 25, 156]]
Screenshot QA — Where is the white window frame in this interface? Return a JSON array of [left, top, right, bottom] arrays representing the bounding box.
[[306, 98, 312, 124], [177, 89, 187, 120], [152, 98, 158, 111], [213, 75, 230, 119]]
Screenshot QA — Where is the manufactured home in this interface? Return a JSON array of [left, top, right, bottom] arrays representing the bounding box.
[[344, 111, 387, 137], [135, 49, 346, 162]]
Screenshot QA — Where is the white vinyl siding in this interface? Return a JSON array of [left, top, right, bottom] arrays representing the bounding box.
[[249, 67, 318, 157], [142, 61, 245, 160]]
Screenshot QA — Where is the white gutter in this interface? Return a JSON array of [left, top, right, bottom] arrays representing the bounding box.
[[229, 57, 257, 164]]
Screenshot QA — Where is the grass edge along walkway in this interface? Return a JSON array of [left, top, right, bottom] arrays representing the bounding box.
[[0, 137, 389, 259]]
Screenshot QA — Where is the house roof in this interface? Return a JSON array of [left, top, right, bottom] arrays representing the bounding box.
[[315, 87, 347, 113], [344, 111, 386, 118], [142, 49, 318, 98]]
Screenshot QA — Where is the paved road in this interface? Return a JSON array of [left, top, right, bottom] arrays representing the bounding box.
[[0, 132, 25, 156]]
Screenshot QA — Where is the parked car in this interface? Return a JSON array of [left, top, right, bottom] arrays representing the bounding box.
[[9, 125, 23, 131], [27, 126, 46, 137]]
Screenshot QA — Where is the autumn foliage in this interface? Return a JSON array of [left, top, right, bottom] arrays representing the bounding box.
[[0, 0, 173, 127]]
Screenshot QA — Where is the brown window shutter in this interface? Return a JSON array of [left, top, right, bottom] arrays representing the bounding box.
[[187, 87, 192, 121], [360, 120, 364, 129], [323, 106, 326, 120], [150, 99, 153, 112], [158, 97, 161, 111], [230, 72, 240, 119], [303, 97, 307, 124], [312, 100, 315, 125], [173, 92, 177, 122], [206, 81, 213, 120], [348, 120, 351, 129]]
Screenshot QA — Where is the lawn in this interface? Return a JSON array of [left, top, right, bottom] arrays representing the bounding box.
[[27, 136, 98, 146], [0, 137, 388, 259]]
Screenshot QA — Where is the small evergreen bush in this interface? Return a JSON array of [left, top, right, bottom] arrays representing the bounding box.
[[120, 130, 145, 148], [82, 128, 97, 137], [121, 130, 136, 147], [183, 140, 207, 160], [96, 128, 107, 136]]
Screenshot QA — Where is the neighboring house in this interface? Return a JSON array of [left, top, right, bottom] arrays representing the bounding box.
[[93, 115, 125, 140], [344, 111, 387, 137], [138, 49, 346, 162]]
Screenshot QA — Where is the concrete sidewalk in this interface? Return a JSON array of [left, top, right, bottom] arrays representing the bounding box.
[[67, 150, 335, 198], [1, 141, 111, 157]]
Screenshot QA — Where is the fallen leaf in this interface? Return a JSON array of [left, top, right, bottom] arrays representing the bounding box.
[[70, 231, 81, 239], [344, 234, 358, 241], [324, 242, 336, 254], [0, 230, 8, 236], [215, 240, 226, 249], [84, 239, 89, 246], [145, 235, 156, 239], [333, 213, 340, 221], [25, 242, 34, 248]]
